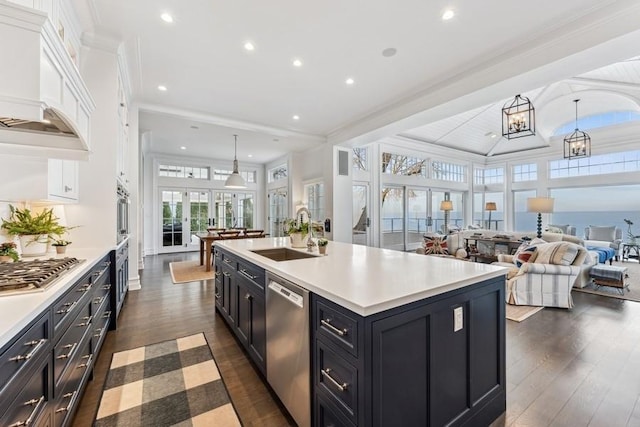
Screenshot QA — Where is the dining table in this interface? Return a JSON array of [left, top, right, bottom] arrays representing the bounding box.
[[196, 232, 223, 272]]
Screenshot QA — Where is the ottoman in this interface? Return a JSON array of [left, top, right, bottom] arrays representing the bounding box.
[[589, 264, 629, 294]]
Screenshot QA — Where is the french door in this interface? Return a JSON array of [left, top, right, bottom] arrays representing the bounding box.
[[159, 188, 254, 253], [352, 184, 371, 246], [268, 189, 287, 237]]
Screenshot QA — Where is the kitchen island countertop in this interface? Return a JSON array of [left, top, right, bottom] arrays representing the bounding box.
[[217, 237, 507, 316]]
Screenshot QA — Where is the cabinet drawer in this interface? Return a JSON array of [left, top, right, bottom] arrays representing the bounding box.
[[316, 392, 356, 427], [221, 253, 237, 269], [0, 312, 49, 399], [315, 300, 360, 357], [92, 298, 111, 353], [52, 275, 92, 337], [53, 339, 92, 427], [316, 341, 358, 424], [0, 356, 49, 427], [53, 303, 92, 389], [237, 260, 265, 292]]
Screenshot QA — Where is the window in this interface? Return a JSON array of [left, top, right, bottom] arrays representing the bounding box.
[[513, 190, 537, 231], [552, 111, 640, 136], [212, 169, 256, 183], [353, 147, 367, 171], [381, 152, 427, 176], [474, 167, 504, 185], [549, 150, 640, 178], [305, 182, 325, 223], [268, 164, 288, 182], [473, 192, 504, 230], [512, 163, 537, 182], [431, 161, 466, 182], [159, 164, 209, 180]]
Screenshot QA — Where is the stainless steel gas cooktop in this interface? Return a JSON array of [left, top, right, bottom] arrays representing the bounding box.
[[0, 257, 85, 296]]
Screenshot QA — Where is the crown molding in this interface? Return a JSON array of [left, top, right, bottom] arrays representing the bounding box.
[[81, 31, 120, 52]]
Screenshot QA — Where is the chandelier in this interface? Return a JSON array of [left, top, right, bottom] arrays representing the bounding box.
[[501, 94, 536, 139], [563, 99, 591, 160]]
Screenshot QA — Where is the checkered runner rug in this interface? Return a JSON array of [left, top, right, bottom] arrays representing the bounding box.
[[94, 333, 241, 427]]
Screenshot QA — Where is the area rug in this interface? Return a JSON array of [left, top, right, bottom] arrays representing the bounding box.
[[94, 333, 241, 427], [169, 260, 215, 284], [573, 283, 640, 302], [506, 304, 544, 322]]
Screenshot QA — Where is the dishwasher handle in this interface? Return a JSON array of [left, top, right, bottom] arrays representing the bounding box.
[[268, 281, 304, 308]]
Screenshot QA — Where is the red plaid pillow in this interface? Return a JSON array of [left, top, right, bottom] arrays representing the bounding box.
[[423, 235, 448, 255]]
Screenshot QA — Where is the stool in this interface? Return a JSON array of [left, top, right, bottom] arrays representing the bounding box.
[[589, 264, 629, 294]]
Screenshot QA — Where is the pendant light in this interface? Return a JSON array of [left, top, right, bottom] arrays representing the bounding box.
[[563, 99, 591, 160], [224, 134, 247, 189], [501, 94, 536, 139]]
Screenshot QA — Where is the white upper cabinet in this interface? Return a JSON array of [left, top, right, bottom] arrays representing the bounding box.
[[116, 58, 131, 188], [0, 1, 95, 160], [48, 158, 78, 201], [0, 155, 78, 202]]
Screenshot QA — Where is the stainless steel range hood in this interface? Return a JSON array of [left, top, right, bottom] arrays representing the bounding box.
[[0, 107, 89, 159]]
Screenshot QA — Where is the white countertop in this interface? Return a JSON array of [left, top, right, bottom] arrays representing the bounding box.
[[0, 241, 122, 349], [217, 238, 508, 316]]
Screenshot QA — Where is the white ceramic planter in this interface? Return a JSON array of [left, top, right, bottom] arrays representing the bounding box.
[[289, 233, 309, 248], [19, 234, 49, 257]]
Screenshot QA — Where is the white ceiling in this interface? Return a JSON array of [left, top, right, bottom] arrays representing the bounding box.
[[71, 0, 640, 162]]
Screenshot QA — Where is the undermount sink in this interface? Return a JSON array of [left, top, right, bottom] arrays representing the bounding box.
[[250, 248, 319, 261]]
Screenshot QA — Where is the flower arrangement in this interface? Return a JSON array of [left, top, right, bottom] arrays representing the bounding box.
[[283, 216, 310, 236], [0, 242, 20, 262]]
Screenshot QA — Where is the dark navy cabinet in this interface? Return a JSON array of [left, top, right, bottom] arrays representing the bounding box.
[[109, 240, 129, 330], [0, 252, 122, 427], [214, 247, 267, 375], [313, 277, 505, 427]]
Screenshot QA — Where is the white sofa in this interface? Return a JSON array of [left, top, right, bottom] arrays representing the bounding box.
[[420, 229, 597, 288]]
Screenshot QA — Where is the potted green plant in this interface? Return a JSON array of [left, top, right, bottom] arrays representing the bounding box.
[[284, 216, 310, 248], [1, 205, 67, 256], [0, 242, 20, 262], [317, 238, 328, 255], [52, 239, 72, 254]]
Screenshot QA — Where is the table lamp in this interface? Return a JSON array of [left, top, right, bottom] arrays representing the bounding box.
[[440, 200, 453, 234], [527, 197, 554, 238], [485, 202, 497, 230]]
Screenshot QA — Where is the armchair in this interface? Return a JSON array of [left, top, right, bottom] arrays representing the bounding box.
[[496, 242, 588, 309], [584, 226, 622, 261]]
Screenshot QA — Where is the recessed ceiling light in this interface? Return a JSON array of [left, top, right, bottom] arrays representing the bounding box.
[[158, 85, 167, 91], [190, 125, 199, 130], [160, 13, 173, 23], [292, 115, 300, 120], [180, 146, 186, 150], [345, 78, 355, 85], [491, 133, 497, 139], [248, 154, 253, 158], [442, 10, 455, 20], [244, 41, 255, 51], [292, 58, 303, 67], [382, 48, 397, 57], [484, 131, 497, 138]]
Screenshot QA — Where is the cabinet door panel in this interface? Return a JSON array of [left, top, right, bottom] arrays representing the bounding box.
[[236, 282, 250, 345], [249, 292, 266, 369]]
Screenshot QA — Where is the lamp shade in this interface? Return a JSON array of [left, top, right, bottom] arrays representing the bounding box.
[[527, 197, 554, 213], [485, 202, 497, 211], [440, 200, 453, 211]]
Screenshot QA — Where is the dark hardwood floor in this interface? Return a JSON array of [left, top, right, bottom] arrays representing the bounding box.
[[73, 253, 640, 427]]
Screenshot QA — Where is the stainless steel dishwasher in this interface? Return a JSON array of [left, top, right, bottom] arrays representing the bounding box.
[[266, 272, 310, 427]]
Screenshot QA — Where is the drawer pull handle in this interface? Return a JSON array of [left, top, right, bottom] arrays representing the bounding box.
[[321, 368, 349, 392], [94, 296, 106, 305], [55, 391, 78, 413], [102, 284, 112, 290], [78, 284, 92, 292], [215, 292, 222, 299], [222, 272, 231, 278], [78, 354, 93, 369], [103, 311, 112, 319], [239, 269, 258, 280], [94, 328, 103, 337], [76, 315, 93, 327], [56, 300, 78, 314], [321, 319, 348, 337], [244, 293, 252, 301], [215, 271, 221, 277], [223, 258, 233, 264], [9, 339, 46, 362], [57, 342, 77, 359], [10, 395, 45, 427]]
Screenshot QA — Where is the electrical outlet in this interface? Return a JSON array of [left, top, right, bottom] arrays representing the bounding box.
[[454, 306, 463, 332]]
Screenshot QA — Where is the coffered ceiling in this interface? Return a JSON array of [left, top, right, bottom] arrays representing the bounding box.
[[71, 0, 640, 162]]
